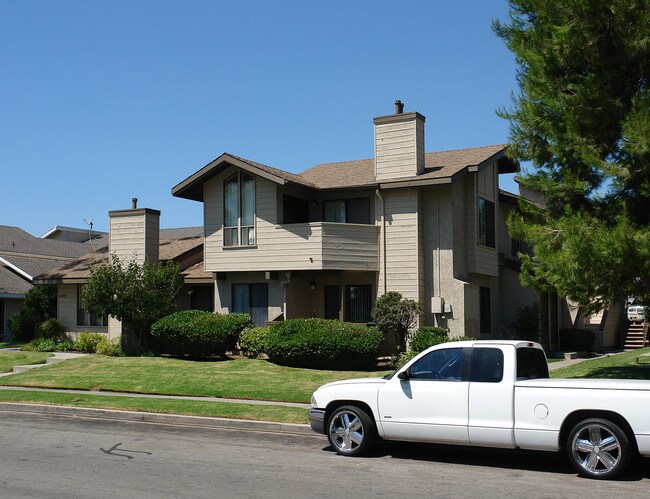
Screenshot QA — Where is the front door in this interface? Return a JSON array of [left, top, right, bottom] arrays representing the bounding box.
[[377, 347, 470, 444]]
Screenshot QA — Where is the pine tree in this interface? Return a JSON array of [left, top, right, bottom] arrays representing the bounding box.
[[494, 0, 650, 311]]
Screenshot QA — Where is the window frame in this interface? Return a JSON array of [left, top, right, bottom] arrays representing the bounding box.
[[76, 285, 107, 327], [478, 196, 496, 248], [223, 171, 256, 247]]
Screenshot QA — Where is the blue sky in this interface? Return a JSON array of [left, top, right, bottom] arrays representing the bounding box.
[[2, 1, 519, 236]]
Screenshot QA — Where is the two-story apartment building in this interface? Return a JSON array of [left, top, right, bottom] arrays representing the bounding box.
[[172, 102, 539, 339]]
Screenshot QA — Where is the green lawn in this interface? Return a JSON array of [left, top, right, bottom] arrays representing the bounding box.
[[0, 351, 51, 373], [0, 342, 24, 349], [0, 389, 308, 423], [551, 347, 650, 379], [0, 356, 392, 403]]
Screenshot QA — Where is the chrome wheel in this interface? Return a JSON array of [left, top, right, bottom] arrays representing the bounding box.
[[567, 418, 631, 479], [327, 405, 375, 456]]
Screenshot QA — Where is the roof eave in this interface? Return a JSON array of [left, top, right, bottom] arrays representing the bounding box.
[[467, 149, 518, 174], [172, 153, 288, 202]]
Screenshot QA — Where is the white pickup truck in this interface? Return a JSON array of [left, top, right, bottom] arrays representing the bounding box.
[[308, 340, 650, 479]]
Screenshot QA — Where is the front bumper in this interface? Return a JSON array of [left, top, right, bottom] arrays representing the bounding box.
[[308, 408, 326, 434]]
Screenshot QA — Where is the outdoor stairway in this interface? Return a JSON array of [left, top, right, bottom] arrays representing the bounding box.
[[623, 321, 648, 349]]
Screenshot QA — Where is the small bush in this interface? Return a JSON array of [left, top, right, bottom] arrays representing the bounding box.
[[408, 327, 449, 353], [57, 341, 77, 352], [21, 337, 57, 352], [36, 318, 65, 340], [239, 327, 269, 358], [395, 350, 419, 368], [560, 328, 595, 352], [265, 318, 384, 370], [150, 310, 253, 357], [96, 337, 123, 357], [8, 309, 36, 342], [74, 332, 106, 353]]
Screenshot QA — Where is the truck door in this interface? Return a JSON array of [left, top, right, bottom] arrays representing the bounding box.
[[377, 347, 470, 444], [467, 346, 516, 448]]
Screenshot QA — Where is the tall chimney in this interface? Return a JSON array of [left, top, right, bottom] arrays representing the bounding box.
[[373, 101, 426, 181], [108, 201, 160, 266]]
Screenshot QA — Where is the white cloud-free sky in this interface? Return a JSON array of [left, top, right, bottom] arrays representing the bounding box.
[[2, 0, 519, 235]]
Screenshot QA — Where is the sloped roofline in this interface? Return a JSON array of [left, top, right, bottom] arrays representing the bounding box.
[[172, 153, 316, 202]]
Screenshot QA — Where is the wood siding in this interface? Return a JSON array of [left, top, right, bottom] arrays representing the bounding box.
[[57, 284, 108, 337], [109, 212, 159, 264], [465, 163, 498, 277], [378, 189, 420, 301], [374, 118, 424, 181], [204, 170, 379, 272]]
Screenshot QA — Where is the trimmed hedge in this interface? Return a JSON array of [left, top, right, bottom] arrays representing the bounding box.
[[150, 310, 253, 357], [239, 327, 269, 358], [560, 328, 595, 352], [408, 327, 449, 353], [264, 318, 384, 370]]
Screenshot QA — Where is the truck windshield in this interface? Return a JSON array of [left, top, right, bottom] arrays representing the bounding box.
[[516, 347, 549, 379]]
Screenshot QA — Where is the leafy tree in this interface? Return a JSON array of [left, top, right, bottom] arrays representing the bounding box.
[[7, 285, 57, 341], [494, 1, 650, 311], [82, 255, 185, 353], [370, 291, 421, 352]]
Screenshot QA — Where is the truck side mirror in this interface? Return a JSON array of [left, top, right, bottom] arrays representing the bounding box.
[[397, 369, 411, 380]]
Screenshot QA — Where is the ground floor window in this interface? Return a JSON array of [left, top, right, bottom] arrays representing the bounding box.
[[77, 285, 107, 327], [190, 286, 214, 312], [232, 283, 268, 327], [345, 285, 372, 323]]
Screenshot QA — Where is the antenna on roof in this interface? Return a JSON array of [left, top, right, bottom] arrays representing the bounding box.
[[83, 218, 95, 248]]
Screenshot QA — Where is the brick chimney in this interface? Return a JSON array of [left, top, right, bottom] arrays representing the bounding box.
[[108, 198, 160, 265], [373, 100, 426, 181]]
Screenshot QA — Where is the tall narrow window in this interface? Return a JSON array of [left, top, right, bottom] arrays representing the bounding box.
[[224, 172, 256, 247], [478, 197, 495, 248]]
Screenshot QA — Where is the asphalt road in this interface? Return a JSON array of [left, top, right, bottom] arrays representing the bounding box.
[[1, 411, 649, 498]]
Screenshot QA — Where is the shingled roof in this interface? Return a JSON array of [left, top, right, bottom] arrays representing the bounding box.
[[173, 145, 515, 200], [34, 232, 204, 284]]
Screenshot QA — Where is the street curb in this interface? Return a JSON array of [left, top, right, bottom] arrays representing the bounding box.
[[0, 402, 314, 436]]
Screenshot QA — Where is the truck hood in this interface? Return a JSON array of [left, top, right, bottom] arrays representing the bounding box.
[[318, 377, 387, 390]]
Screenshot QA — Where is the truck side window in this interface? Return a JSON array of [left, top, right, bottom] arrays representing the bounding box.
[[470, 348, 504, 383], [516, 348, 550, 379], [410, 348, 464, 381]]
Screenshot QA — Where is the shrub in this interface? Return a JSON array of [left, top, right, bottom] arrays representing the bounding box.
[[8, 309, 37, 342], [74, 332, 106, 353], [21, 337, 57, 352], [96, 337, 123, 357], [408, 327, 449, 353], [36, 318, 65, 341], [239, 327, 269, 358], [150, 310, 253, 357], [57, 341, 77, 352], [371, 292, 421, 352], [265, 318, 384, 370], [394, 350, 419, 368], [560, 328, 595, 352]]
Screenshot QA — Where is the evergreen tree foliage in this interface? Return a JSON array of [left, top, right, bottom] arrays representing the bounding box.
[[494, 0, 650, 311]]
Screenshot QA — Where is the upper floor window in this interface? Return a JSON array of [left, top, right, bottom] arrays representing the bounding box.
[[224, 172, 255, 247], [324, 198, 371, 224], [478, 197, 495, 248]]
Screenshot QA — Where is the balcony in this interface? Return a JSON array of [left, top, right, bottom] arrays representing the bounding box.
[[208, 222, 379, 272]]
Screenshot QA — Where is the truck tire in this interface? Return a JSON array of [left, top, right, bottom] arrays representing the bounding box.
[[327, 405, 376, 457], [567, 417, 631, 479]]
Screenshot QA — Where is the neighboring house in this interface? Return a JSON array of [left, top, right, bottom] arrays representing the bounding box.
[[0, 225, 104, 340], [171, 102, 539, 343], [41, 225, 107, 244], [34, 209, 212, 339]]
